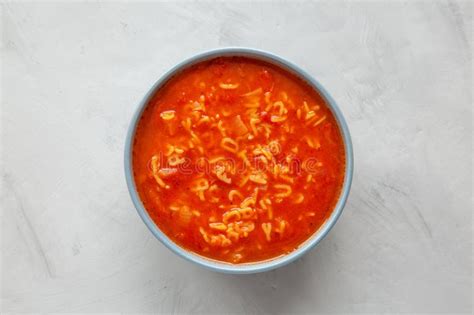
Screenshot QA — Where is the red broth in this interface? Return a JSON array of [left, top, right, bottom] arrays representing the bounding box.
[[133, 57, 345, 263]]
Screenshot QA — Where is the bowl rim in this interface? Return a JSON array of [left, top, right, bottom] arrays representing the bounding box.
[[124, 47, 354, 274]]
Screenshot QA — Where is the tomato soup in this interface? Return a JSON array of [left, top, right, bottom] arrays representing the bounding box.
[[132, 57, 345, 263]]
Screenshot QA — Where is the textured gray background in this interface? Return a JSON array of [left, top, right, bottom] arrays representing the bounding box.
[[1, 1, 472, 313]]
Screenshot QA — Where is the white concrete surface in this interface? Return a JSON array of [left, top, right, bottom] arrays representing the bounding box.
[[1, 1, 472, 313]]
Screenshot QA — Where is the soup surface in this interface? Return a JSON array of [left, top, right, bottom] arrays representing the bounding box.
[[133, 57, 345, 264]]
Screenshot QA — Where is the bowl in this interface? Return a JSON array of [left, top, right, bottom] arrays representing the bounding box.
[[124, 47, 353, 274]]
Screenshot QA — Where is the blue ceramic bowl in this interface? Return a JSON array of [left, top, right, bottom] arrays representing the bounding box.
[[124, 48, 353, 274]]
